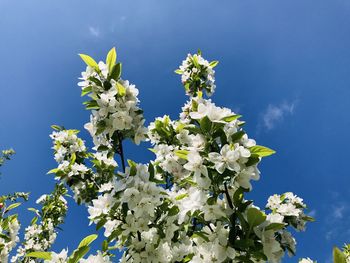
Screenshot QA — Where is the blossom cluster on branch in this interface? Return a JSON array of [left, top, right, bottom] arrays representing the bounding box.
[[44, 48, 315, 263], [12, 184, 67, 263], [3, 48, 342, 262]]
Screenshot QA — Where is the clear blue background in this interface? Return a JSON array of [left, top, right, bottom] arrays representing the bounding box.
[[1, 1, 350, 262]]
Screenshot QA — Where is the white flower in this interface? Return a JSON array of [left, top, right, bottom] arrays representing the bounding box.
[[99, 182, 114, 193], [183, 151, 210, 188], [111, 111, 133, 130], [267, 194, 282, 210], [203, 203, 226, 221], [277, 203, 300, 217], [235, 166, 260, 190], [177, 187, 206, 223], [266, 213, 284, 224], [189, 100, 233, 124], [299, 258, 315, 263], [45, 249, 68, 263], [208, 144, 241, 174], [184, 151, 207, 177], [104, 220, 118, 237], [94, 152, 118, 167], [80, 251, 111, 263], [88, 193, 115, 221], [36, 194, 48, 204]]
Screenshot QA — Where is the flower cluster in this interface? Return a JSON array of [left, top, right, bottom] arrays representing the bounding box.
[[0, 216, 20, 262], [78, 48, 147, 149], [44, 249, 111, 263], [266, 192, 312, 231], [0, 189, 29, 263], [148, 97, 261, 192], [175, 51, 218, 97], [88, 163, 175, 262], [0, 148, 15, 169], [12, 184, 68, 262], [44, 49, 315, 262], [50, 128, 117, 204]]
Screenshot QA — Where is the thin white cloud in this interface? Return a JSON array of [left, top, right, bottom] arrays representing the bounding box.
[[325, 230, 334, 240], [333, 205, 345, 219], [88, 26, 100, 37], [261, 101, 296, 130], [324, 199, 349, 240]]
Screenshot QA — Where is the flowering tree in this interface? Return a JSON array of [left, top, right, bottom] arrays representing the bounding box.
[[2, 47, 343, 262]]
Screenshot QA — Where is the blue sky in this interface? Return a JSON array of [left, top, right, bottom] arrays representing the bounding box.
[[1, 0, 350, 261]]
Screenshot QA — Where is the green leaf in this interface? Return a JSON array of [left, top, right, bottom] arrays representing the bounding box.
[[264, 222, 285, 231], [127, 159, 137, 176], [68, 246, 90, 263], [192, 231, 209, 242], [110, 63, 122, 81], [168, 206, 179, 216], [247, 207, 266, 227], [47, 168, 59, 174], [333, 247, 347, 263], [209, 60, 219, 68], [102, 240, 108, 252], [81, 86, 92, 97], [78, 54, 99, 71], [26, 251, 52, 260], [78, 234, 98, 248], [303, 215, 315, 222], [5, 202, 21, 213], [70, 152, 76, 165], [233, 238, 255, 250], [174, 150, 189, 160], [27, 208, 40, 216], [174, 69, 183, 74], [245, 155, 260, 166], [222, 114, 241, 122], [249, 145, 276, 157], [96, 218, 107, 231], [200, 116, 212, 133], [183, 253, 194, 262], [231, 131, 245, 143], [233, 188, 244, 207], [192, 55, 199, 68], [83, 100, 99, 110], [175, 193, 189, 200], [106, 47, 117, 72], [51, 125, 64, 131], [116, 82, 126, 96], [30, 216, 38, 225], [97, 145, 109, 152]]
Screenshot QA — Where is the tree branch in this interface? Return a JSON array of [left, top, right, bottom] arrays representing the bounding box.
[[224, 182, 234, 209]]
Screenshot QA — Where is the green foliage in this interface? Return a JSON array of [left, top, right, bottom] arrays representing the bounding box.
[[0, 149, 15, 176], [247, 208, 266, 228], [249, 145, 276, 157], [334, 247, 347, 263], [79, 53, 99, 72], [106, 47, 117, 72], [68, 234, 98, 263], [78, 234, 98, 248], [26, 251, 52, 260]]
